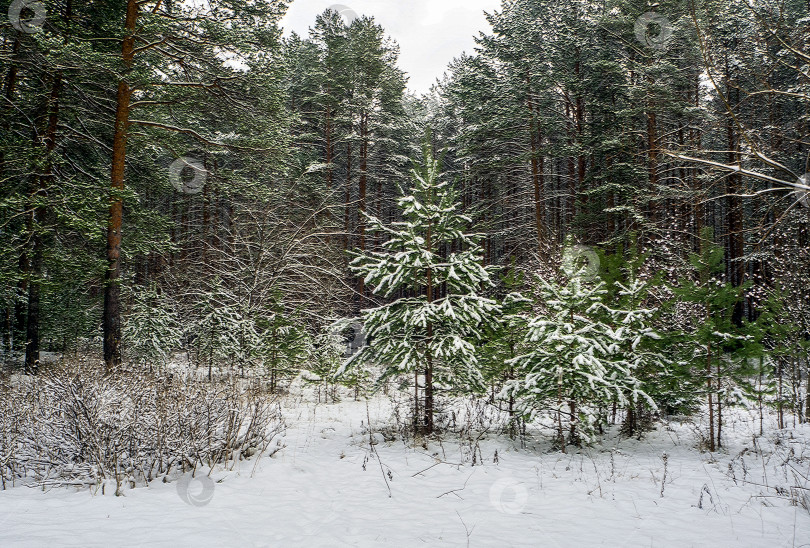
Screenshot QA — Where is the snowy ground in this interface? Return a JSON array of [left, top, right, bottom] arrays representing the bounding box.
[[1, 386, 809, 547]]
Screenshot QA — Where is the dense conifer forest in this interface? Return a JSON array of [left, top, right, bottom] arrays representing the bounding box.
[[1, 1, 809, 545]]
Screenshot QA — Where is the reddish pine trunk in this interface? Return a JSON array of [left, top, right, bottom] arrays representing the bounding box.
[[103, 0, 138, 372]]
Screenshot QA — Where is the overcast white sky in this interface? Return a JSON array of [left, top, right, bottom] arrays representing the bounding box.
[[280, 0, 502, 94]]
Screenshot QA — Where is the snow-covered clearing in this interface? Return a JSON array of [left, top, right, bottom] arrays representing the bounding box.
[[1, 387, 808, 547]]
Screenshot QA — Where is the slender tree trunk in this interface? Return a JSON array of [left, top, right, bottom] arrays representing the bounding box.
[[716, 360, 723, 448], [227, 200, 234, 252], [3, 38, 20, 101], [758, 357, 764, 435], [15, 246, 28, 338], [792, 357, 801, 425], [778, 358, 784, 429], [565, 100, 575, 228], [647, 104, 658, 227], [726, 73, 745, 326], [207, 320, 217, 382], [5, 37, 26, 339], [414, 370, 419, 434], [576, 91, 586, 220], [358, 114, 368, 298], [202, 154, 210, 264], [103, 0, 138, 372], [23, 237, 42, 375], [1, 37, 20, 175], [344, 141, 352, 252], [24, 74, 61, 374], [211, 159, 219, 254], [1, 308, 11, 357], [325, 101, 333, 243], [527, 83, 544, 251], [507, 343, 516, 437], [179, 193, 189, 263], [325, 103, 333, 189], [558, 371, 565, 453], [804, 359, 810, 423], [707, 346, 715, 451], [568, 401, 577, 445], [424, 217, 434, 434], [424, 344, 433, 434]]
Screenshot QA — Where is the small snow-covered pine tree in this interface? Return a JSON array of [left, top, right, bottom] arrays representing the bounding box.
[[600, 241, 671, 433], [256, 296, 310, 392], [738, 287, 795, 434], [609, 276, 668, 434], [343, 142, 499, 434], [193, 281, 257, 381], [503, 253, 655, 449], [306, 326, 346, 402], [674, 228, 750, 451], [481, 264, 532, 436], [124, 284, 182, 371]]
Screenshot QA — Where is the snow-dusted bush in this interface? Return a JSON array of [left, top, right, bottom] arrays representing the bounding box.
[[0, 362, 284, 492]]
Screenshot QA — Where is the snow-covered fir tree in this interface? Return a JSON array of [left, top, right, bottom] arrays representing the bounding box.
[[674, 228, 750, 451], [124, 284, 182, 372], [746, 286, 806, 432], [342, 142, 500, 433], [255, 296, 310, 393], [502, 251, 656, 449], [599, 241, 671, 434], [193, 281, 258, 381], [307, 319, 373, 402], [607, 276, 669, 434], [305, 325, 347, 403], [480, 264, 532, 436]]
